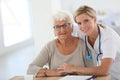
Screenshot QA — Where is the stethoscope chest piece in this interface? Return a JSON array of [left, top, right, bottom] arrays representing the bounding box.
[[86, 54, 92, 60]]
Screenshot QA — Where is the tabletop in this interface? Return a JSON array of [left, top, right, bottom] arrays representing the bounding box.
[[10, 75, 111, 80]]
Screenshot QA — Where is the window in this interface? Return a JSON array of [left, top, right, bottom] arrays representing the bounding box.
[[1, 0, 32, 47]]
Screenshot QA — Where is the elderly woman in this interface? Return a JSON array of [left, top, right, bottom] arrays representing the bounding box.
[[27, 11, 93, 77]]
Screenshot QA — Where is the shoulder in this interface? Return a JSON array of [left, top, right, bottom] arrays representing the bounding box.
[[41, 39, 56, 56], [75, 37, 86, 48], [100, 26, 120, 41], [46, 39, 55, 45], [44, 39, 56, 49], [74, 36, 85, 43]]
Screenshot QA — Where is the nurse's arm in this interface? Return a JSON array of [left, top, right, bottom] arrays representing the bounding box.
[[59, 58, 113, 76], [73, 58, 113, 76]]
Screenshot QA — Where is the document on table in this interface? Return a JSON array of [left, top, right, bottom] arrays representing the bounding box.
[[59, 75, 92, 80]]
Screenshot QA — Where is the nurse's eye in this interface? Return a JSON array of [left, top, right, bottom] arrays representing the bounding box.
[[77, 22, 81, 25], [84, 19, 89, 24]]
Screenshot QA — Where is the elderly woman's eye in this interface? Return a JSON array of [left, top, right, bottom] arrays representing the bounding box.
[[63, 23, 70, 27]]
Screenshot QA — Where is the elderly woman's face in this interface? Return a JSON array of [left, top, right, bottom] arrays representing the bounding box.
[[53, 20, 73, 39]]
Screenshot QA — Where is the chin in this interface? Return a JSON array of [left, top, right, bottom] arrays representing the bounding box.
[[82, 31, 88, 36], [60, 36, 67, 39], [84, 34, 89, 36]]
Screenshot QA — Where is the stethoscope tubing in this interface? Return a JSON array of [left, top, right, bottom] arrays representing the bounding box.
[[85, 25, 102, 61]]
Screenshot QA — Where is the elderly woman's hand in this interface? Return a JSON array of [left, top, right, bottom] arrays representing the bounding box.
[[36, 69, 66, 77]]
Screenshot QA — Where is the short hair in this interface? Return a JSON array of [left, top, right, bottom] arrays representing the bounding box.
[[52, 11, 74, 24], [74, 5, 97, 22]]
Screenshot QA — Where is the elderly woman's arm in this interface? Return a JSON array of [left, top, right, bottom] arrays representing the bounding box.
[[27, 45, 49, 76]]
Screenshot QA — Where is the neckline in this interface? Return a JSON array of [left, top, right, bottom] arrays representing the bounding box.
[[54, 39, 80, 57]]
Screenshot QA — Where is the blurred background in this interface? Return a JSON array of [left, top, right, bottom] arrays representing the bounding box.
[[0, 0, 120, 80]]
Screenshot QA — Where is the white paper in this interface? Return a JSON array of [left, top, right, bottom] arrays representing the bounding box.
[[59, 75, 92, 80]]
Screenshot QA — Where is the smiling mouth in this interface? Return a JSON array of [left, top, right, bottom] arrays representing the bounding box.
[[60, 33, 67, 35], [83, 29, 88, 33]]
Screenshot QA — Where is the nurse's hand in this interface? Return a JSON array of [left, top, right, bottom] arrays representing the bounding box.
[[58, 63, 77, 74]]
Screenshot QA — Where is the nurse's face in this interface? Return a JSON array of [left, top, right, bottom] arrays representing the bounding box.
[[75, 13, 96, 36]]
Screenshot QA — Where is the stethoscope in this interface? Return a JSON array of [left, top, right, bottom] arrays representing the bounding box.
[[85, 26, 103, 61]]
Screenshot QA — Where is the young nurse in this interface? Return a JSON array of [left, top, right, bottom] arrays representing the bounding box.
[[58, 5, 120, 80]]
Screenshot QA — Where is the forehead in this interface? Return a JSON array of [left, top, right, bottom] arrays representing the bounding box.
[[54, 19, 69, 25], [76, 13, 91, 22]]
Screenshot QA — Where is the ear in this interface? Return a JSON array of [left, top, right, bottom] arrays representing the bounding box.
[[94, 17, 97, 23]]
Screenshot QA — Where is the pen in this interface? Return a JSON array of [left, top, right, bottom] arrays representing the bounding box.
[[86, 76, 97, 80]]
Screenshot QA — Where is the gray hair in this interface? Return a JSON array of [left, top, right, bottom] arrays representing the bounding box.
[[52, 11, 74, 24]]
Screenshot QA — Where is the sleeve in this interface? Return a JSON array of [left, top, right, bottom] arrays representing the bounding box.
[[101, 36, 117, 60], [27, 44, 50, 75]]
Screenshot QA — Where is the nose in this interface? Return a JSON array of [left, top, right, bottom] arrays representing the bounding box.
[[60, 27, 66, 32], [79, 23, 85, 31]]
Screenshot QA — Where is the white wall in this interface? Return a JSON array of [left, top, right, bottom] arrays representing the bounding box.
[[30, 0, 54, 54], [61, 0, 120, 13]]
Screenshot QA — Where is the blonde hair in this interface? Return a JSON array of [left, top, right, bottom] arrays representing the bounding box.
[[74, 5, 97, 22], [52, 11, 74, 24]]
